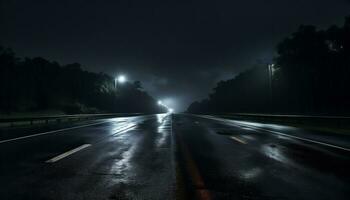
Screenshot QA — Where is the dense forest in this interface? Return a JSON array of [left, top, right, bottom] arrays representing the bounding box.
[[188, 16, 350, 115], [0, 47, 165, 114]]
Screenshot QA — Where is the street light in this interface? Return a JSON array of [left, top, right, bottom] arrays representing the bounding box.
[[118, 75, 126, 83], [115, 75, 126, 89], [157, 99, 173, 113], [268, 64, 275, 112]]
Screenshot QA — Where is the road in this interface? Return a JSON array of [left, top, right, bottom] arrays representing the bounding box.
[[0, 114, 349, 200]]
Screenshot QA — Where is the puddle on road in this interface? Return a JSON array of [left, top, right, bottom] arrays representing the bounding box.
[[261, 144, 292, 165], [239, 167, 263, 180]]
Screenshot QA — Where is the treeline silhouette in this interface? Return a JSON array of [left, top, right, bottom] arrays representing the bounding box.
[[188, 16, 350, 115], [0, 47, 165, 114]]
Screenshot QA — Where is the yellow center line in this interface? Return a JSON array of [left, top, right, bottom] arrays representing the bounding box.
[[177, 133, 212, 200], [230, 136, 247, 144]]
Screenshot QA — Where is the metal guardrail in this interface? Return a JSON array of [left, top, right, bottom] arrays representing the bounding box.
[[0, 113, 142, 127], [230, 113, 350, 119], [216, 113, 350, 128]]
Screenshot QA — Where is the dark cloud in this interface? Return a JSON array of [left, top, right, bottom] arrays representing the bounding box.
[[1, 0, 349, 111]]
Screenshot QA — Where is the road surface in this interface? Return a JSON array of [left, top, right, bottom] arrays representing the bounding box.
[[0, 114, 349, 200]]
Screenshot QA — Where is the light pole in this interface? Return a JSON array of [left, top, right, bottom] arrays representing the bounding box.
[[268, 64, 274, 112]]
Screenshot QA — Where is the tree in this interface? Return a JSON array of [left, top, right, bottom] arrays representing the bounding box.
[[187, 16, 350, 115], [0, 46, 164, 114]]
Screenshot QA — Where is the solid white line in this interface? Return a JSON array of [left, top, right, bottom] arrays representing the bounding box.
[[247, 126, 350, 152], [230, 136, 247, 144], [198, 115, 350, 152], [46, 144, 91, 163], [0, 121, 110, 145]]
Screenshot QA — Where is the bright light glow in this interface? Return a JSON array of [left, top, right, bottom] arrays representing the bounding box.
[[157, 99, 175, 113], [117, 75, 126, 83]]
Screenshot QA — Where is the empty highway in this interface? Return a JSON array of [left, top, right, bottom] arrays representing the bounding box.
[[0, 114, 349, 200]]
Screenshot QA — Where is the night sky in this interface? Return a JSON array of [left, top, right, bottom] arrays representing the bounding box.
[[1, 0, 349, 111]]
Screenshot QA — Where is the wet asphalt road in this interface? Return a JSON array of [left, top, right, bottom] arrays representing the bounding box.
[[0, 114, 350, 200]]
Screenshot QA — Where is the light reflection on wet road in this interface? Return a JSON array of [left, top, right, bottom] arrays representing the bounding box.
[[0, 114, 349, 200], [175, 114, 350, 200]]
